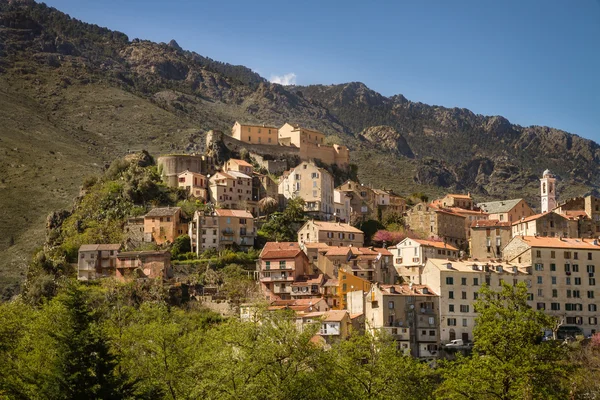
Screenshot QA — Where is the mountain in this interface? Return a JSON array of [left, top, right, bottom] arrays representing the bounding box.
[[0, 0, 597, 297]]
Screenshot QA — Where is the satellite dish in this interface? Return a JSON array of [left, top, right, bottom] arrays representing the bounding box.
[[410, 305, 415, 309]]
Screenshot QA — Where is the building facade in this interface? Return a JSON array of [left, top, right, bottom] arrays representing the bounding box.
[[258, 242, 310, 301], [279, 161, 335, 220], [189, 209, 255, 254], [298, 220, 364, 247], [115, 250, 172, 282], [478, 198, 535, 223], [512, 212, 578, 239], [144, 207, 187, 245], [405, 203, 467, 248], [177, 170, 208, 200], [77, 244, 121, 280], [470, 220, 512, 260], [231, 121, 279, 144], [392, 238, 459, 283]]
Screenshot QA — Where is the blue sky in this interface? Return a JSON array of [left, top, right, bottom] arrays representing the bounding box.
[[44, 0, 600, 141]]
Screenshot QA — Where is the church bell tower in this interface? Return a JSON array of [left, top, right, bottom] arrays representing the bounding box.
[[540, 169, 556, 213]]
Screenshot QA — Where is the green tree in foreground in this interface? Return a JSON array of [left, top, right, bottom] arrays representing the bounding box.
[[438, 282, 569, 400], [258, 197, 306, 242]]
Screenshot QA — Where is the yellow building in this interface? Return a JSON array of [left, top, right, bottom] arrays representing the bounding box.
[[231, 121, 278, 145], [143, 207, 187, 245], [209, 170, 255, 212], [338, 268, 371, 310], [278, 123, 326, 146]]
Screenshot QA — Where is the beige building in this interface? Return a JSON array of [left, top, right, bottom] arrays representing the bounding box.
[[470, 220, 512, 260], [336, 180, 377, 224], [144, 207, 187, 245], [278, 123, 350, 167], [446, 207, 489, 239], [405, 203, 467, 248], [177, 170, 208, 200], [315, 246, 396, 284], [279, 161, 334, 219], [298, 220, 364, 247], [279, 122, 326, 146], [437, 193, 474, 210], [258, 242, 310, 301], [334, 189, 352, 223], [296, 310, 352, 344], [231, 121, 279, 144], [503, 236, 600, 336], [77, 244, 121, 280], [189, 209, 255, 253], [392, 238, 459, 283], [364, 283, 440, 358], [115, 250, 172, 282], [512, 212, 578, 239], [478, 198, 535, 223], [209, 170, 255, 212], [224, 158, 254, 175], [421, 259, 530, 343]]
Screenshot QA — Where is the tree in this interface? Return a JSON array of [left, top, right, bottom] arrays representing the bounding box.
[[438, 282, 570, 399], [258, 197, 306, 242], [171, 234, 191, 259], [258, 196, 278, 217]]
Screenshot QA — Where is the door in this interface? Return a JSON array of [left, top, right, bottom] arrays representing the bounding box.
[[462, 332, 469, 342]]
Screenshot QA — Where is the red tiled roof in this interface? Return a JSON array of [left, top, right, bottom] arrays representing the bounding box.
[[380, 284, 437, 296], [471, 219, 511, 228], [446, 193, 472, 199], [512, 212, 569, 225], [228, 158, 253, 168], [308, 220, 363, 233], [261, 242, 303, 259], [409, 239, 459, 251], [215, 209, 253, 218], [516, 236, 600, 250]]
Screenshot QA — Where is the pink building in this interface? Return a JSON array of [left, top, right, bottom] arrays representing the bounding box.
[[115, 250, 172, 282], [258, 242, 310, 301]]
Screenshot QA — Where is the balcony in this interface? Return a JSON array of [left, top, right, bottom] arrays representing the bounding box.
[[240, 229, 254, 237], [273, 285, 292, 294], [222, 228, 234, 236], [380, 326, 409, 340], [291, 286, 320, 296], [260, 274, 295, 282], [220, 236, 234, 242]]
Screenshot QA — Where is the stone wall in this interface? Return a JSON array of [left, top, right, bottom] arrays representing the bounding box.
[[157, 154, 214, 187]]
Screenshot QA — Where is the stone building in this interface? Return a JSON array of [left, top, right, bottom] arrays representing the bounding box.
[[231, 121, 279, 145], [392, 238, 459, 283], [470, 219, 512, 260], [189, 209, 255, 254], [157, 154, 214, 187], [115, 250, 172, 282], [143, 207, 187, 245], [405, 203, 467, 248], [77, 244, 121, 280], [511, 212, 578, 239], [209, 170, 255, 212], [336, 180, 377, 224]]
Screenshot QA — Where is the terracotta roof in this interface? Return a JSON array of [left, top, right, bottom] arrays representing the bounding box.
[[560, 210, 589, 219], [324, 246, 391, 259], [145, 207, 181, 217], [426, 258, 528, 274], [303, 242, 330, 249], [516, 236, 600, 250], [307, 220, 363, 233], [447, 207, 488, 216], [323, 278, 339, 287], [446, 194, 472, 199], [261, 242, 304, 259], [292, 274, 324, 286], [471, 219, 511, 228], [513, 212, 569, 225], [211, 171, 234, 180], [408, 238, 459, 251], [478, 199, 525, 214], [380, 284, 437, 296], [79, 244, 121, 252], [325, 247, 352, 257], [214, 209, 254, 218], [228, 158, 253, 167]]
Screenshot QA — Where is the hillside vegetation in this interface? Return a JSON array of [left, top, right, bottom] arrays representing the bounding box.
[[0, 0, 598, 296]]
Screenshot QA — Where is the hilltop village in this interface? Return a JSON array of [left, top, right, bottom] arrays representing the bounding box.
[[78, 121, 600, 358]]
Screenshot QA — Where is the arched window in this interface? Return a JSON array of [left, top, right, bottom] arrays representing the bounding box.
[[542, 182, 546, 194]]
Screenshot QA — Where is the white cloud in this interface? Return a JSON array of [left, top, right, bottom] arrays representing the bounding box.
[[269, 72, 297, 85]]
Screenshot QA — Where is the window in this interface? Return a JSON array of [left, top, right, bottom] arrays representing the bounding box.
[[473, 278, 479, 286], [551, 251, 556, 258], [473, 292, 479, 300], [564, 251, 571, 259], [537, 276, 543, 284], [550, 263, 556, 271], [591, 278, 596, 286], [575, 277, 581, 285], [565, 264, 571, 273], [279, 261, 286, 269], [588, 265, 596, 273], [535, 263, 544, 271], [462, 319, 468, 327], [574, 252, 579, 260], [449, 304, 455, 312], [388, 301, 394, 309], [589, 252, 593, 261], [430, 330, 436, 336], [589, 304, 597, 312], [552, 289, 558, 298], [590, 317, 598, 325], [573, 264, 580, 273], [265, 261, 270, 270], [461, 277, 467, 285], [567, 289, 572, 298], [447, 318, 456, 326], [448, 291, 454, 299], [567, 277, 572, 285], [537, 303, 545, 310], [588, 291, 595, 299], [462, 291, 467, 300], [460, 305, 469, 313], [552, 276, 557, 285], [527, 293, 534, 301], [551, 302, 560, 311], [574, 290, 581, 298], [446, 277, 454, 285], [342, 283, 347, 291], [537, 289, 543, 297]]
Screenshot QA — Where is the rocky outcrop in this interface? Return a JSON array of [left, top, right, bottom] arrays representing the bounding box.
[[359, 125, 413, 158]]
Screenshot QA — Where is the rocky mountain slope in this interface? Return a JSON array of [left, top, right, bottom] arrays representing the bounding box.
[[0, 0, 597, 296]]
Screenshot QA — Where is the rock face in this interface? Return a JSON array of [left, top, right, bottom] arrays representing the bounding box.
[[359, 126, 414, 158]]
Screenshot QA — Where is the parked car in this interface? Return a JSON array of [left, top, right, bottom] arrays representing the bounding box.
[[443, 339, 473, 348]]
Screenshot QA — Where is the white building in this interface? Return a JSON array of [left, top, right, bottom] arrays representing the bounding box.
[[392, 238, 459, 283]]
